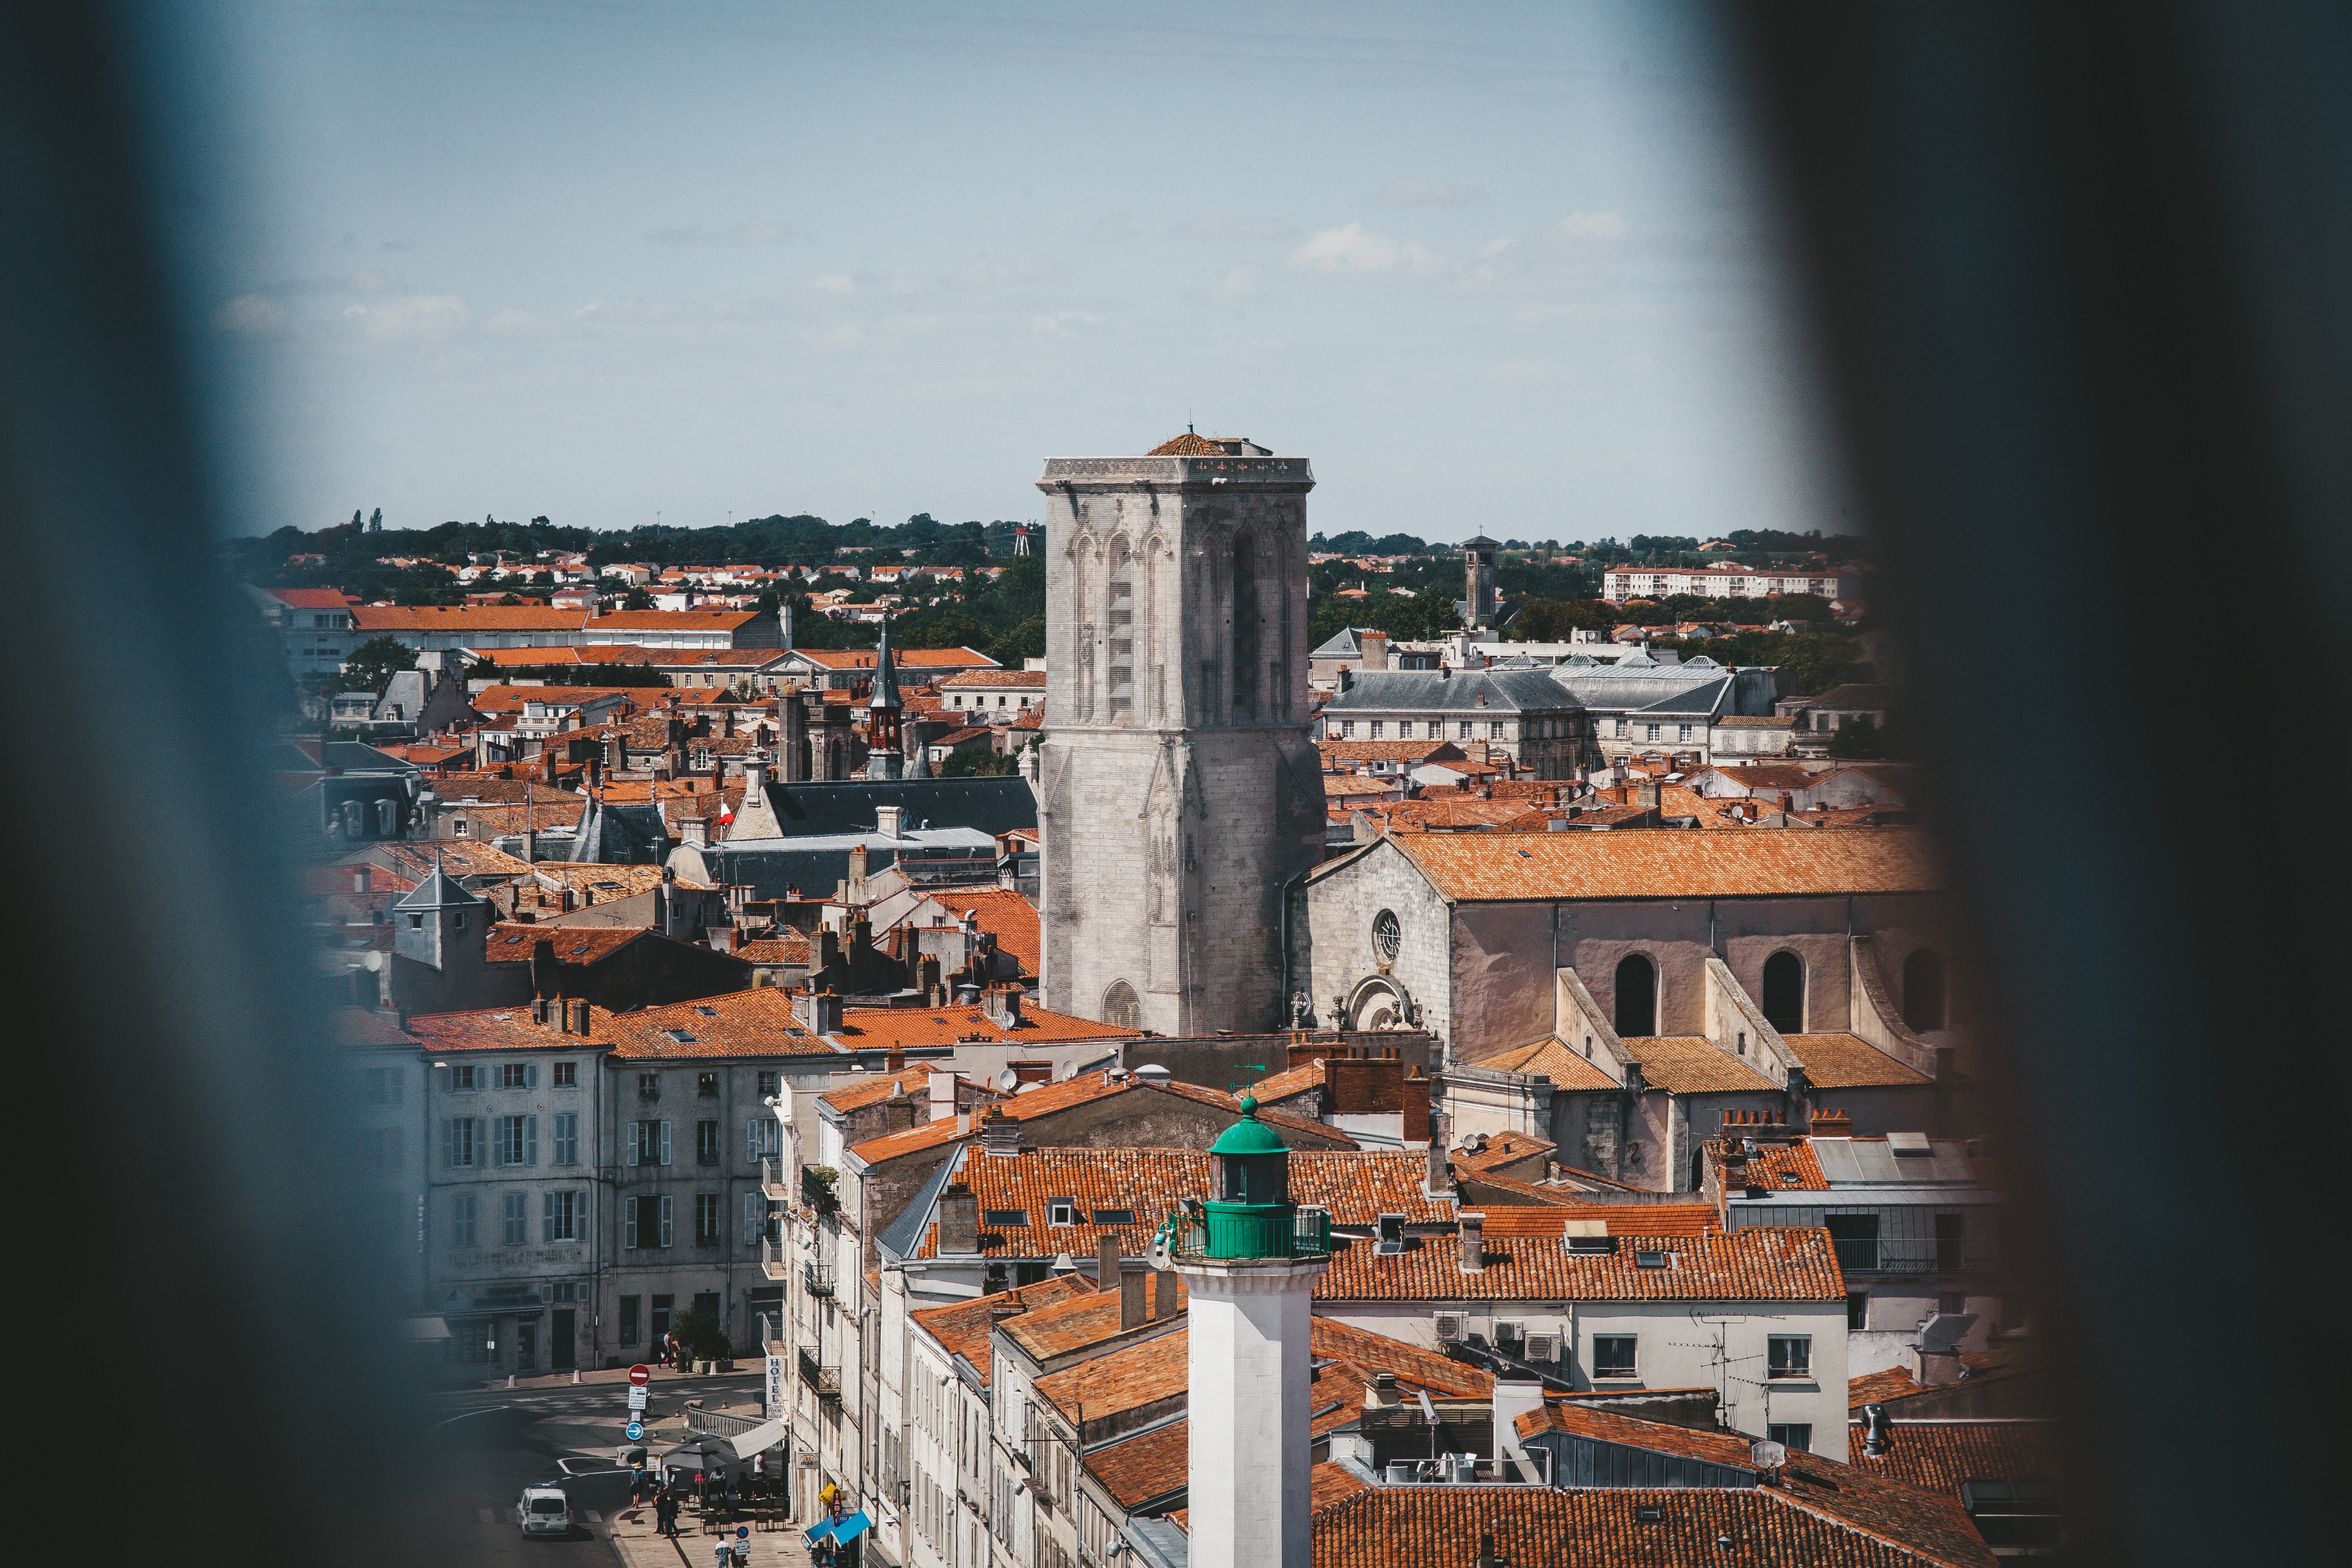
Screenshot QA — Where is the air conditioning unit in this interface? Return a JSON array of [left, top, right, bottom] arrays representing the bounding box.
[[1434, 1313, 1465, 1343], [1494, 1319, 1525, 1345], [1525, 1332, 1560, 1363]]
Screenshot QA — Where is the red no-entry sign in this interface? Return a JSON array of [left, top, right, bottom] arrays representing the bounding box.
[[628, 1364, 650, 1388]]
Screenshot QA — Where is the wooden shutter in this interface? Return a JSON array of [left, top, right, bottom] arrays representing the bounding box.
[[747, 1118, 760, 1165], [441, 1120, 453, 1169], [659, 1195, 673, 1247], [625, 1195, 638, 1250], [526, 1114, 538, 1166], [542, 1191, 556, 1243], [626, 1121, 641, 1166], [743, 1191, 760, 1245], [527, 1062, 540, 1088], [659, 1120, 673, 1166]]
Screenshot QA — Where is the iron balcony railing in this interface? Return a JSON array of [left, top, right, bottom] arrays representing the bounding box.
[[1170, 1206, 1333, 1261], [1833, 1238, 2002, 1275], [802, 1164, 839, 1216], [804, 1258, 837, 1298], [760, 1156, 789, 1201], [798, 1348, 841, 1400], [760, 1233, 789, 1282]]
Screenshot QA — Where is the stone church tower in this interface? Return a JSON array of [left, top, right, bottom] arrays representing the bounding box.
[[1034, 432, 1327, 1034]]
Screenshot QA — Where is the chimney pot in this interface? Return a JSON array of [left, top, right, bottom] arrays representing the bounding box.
[[1458, 1211, 1486, 1273]]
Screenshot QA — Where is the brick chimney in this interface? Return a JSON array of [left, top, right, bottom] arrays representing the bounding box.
[[982, 984, 1023, 1027], [979, 1104, 1023, 1158], [1358, 631, 1389, 671], [1810, 1107, 1854, 1137], [570, 999, 591, 1035], [1096, 1233, 1122, 1292], [1402, 1065, 1433, 1145], [1120, 1263, 1146, 1329]]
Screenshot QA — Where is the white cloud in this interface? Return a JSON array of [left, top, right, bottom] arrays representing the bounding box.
[[1209, 266, 1261, 303], [1372, 177, 1486, 207], [944, 258, 1058, 291], [645, 219, 799, 247], [342, 294, 471, 343], [1170, 217, 1297, 240], [1557, 211, 1628, 240], [1476, 237, 1514, 260], [484, 307, 560, 339], [1030, 311, 1104, 335], [213, 294, 287, 338], [1285, 224, 1447, 280]]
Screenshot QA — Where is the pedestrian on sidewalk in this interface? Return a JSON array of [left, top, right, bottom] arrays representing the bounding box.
[[656, 1490, 678, 1537]]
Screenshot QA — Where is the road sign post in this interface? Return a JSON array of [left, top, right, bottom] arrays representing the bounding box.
[[628, 1364, 650, 1388], [626, 1420, 644, 1442]]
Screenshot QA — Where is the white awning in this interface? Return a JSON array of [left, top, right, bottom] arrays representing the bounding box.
[[724, 1416, 791, 1459]]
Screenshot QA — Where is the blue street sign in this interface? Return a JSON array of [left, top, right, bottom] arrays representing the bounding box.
[[626, 1421, 644, 1441]]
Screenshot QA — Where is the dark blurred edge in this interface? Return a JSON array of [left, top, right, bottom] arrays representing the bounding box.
[[1, 5, 421, 1562], [1730, 2, 2349, 1564]]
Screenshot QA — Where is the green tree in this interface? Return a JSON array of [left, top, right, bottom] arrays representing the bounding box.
[[990, 614, 1046, 666], [623, 588, 654, 611], [1826, 716, 1886, 759], [368, 508, 383, 532], [1511, 599, 1612, 641], [941, 747, 1020, 776], [333, 636, 417, 693], [669, 1301, 730, 1362]]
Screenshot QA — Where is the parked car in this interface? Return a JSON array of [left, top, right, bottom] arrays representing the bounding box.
[[517, 1484, 572, 1537]]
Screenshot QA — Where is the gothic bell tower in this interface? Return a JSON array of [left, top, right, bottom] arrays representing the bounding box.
[[1033, 432, 1326, 1034]]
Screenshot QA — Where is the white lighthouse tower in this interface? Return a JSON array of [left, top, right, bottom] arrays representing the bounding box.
[[1166, 1098, 1331, 1568]]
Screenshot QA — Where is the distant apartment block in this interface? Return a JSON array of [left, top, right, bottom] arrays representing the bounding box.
[[1601, 565, 1850, 603]]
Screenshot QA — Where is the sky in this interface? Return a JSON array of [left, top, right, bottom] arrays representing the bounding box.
[[136, 0, 1851, 545]]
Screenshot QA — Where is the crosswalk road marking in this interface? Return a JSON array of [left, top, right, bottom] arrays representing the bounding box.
[[587, 1512, 603, 1523], [476, 1508, 495, 1525]]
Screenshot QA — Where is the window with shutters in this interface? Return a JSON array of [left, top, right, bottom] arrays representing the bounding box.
[[449, 1065, 480, 1091], [757, 1071, 779, 1097], [551, 1112, 579, 1166], [443, 1117, 480, 1168], [496, 1114, 537, 1166], [695, 1193, 721, 1246], [748, 1116, 780, 1164], [449, 1192, 477, 1248], [743, 1191, 768, 1245], [697, 1120, 721, 1165], [626, 1196, 641, 1249], [500, 1062, 532, 1089], [543, 1189, 581, 1242], [552, 1061, 576, 1088], [627, 1119, 672, 1166], [659, 1195, 674, 1247], [502, 1191, 528, 1245], [698, 1072, 720, 1097]]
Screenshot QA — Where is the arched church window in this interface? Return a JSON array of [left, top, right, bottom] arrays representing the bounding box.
[[1761, 951, 1805, 1034], [1101, 981, 1142, 1031], [1614, 953, 1657, 1038], [1371, 910, 1401, 964], [1902, 948, 1946, 1032], [1230, 536, 1259, 722]]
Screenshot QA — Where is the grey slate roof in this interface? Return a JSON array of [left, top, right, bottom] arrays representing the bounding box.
[[763, 776, 1038, 839], [1321, 668, 1580, 714], [688, 827, 999, 901], [876, 1147, 965, 1260], [1309, 627, 1372, 658], [1552, 653, 1738, 714], [394, 856, 486, 911], [575, 793, 670, 865], [1632, 677, 1734, 716]]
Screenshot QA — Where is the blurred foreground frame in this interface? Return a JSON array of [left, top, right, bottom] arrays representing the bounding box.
[[1732, 3, 2349, 1565], [0, 5, 426, 1565]]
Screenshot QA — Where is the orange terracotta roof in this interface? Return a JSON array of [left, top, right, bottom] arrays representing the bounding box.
[[1084, 1420, 1192, 1512], [1847, 1342, 2043, 1411], [1249, 1058, 1324, 1104], [1033, 1329, 1189, 1424], [1002, 1279, 1191, 1364], [895, 647, 999, 668], [1843, 1418, 2062, 1499], [735, 932, 811, 965], [1146, 431, 1227, 456], [353, 604, 585, 631], [819, 1069, 951, 1115], [273, 587, 354, 609], [906, 1147, 1443, 1259], [484, 925, 649, 966], [1475, 1205, 1721, 1239], [1310, 1467, 1995, 1568], [1309, 1316, 1495, 1400], [937, 888, 1041, 976], [1725, 1139, 1827, 1191], [1315, 1225, 1843, 1303], [941, 669, 1044, 689], [908, 1275, 1096, 1383], [587, 609, 762, 630], [1452, 1130, 1557, 1175], [829, 999, 1133, 1054], [1476, 1037, 1621, 1092], [1383, 828, 1941, 901], [1782, 1033, 1932, 1089], [1621, 1036, 1779, 1094]]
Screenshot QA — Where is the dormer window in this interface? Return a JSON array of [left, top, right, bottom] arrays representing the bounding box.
[[1375, 1214, 1406, 1255], [1048, 1199, 1078, 1228]]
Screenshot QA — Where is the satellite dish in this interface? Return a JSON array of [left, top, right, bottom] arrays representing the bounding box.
[[1749, 1440, 1787, 1470], [1056, 1060, 1079, 1082], [1918, 1311, 1978, 1355], [997, 1068, 1019, 1093]]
